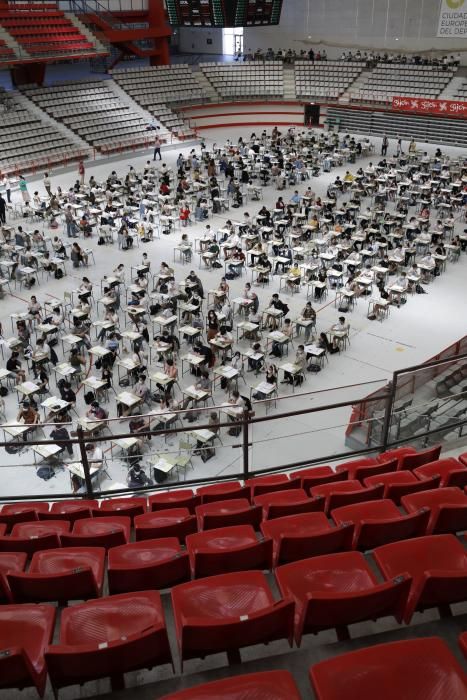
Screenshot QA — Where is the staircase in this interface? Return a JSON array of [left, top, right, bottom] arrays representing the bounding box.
[[65, 12, 109, 56], [0, 25, 28, 59], [192, 69, 220, 102], [109, 78, 169, 136], [282, 66, 296, 99], [438, 76, 466, 100], [14, 91, 89, 151], [342, 69, 372, 102]]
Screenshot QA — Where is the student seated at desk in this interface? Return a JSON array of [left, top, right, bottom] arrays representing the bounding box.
[[16, 399, 39, 440], [227, 247, 245, 278], [7, 351, 26, 384], [194, 412, 219, 452], [300, 302, 316, 342], [318, 332, 339, 355], [253, 364, 277, 400], [72, 443, 103, 492], [128, 462, 152, 488], [266, 293, 289, 329], [269, 318, 293, 358], [183, 370, 211, 422], [392, 271, 409, 307], [72, 319, 91, 349], [86, 400, 108, 421], [133, 374, 151, 404], [69, 347, 86, 371], [50, 420, 73, 458], [248, 342, 264, 372], [286, 262, 301, 291]]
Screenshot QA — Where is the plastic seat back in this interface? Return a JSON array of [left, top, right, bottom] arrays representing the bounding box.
[[191, 537, 273, 578], [0, 552, 27, 603], [61, 516, 130, 550], [399, 444, 442, 470], [198, 483, 251, 505], [276, 523, 354, 565], [430, 504, 467, 535], [197, 500, 263, 531], [94, 497, 146, 521], [385, 474, 441, 504], [248, 476, 301, 499], [353, 458, 398, 482], [327, 484, 384, 513], [135, 509, 197, 543], [149, 490, 200, 513], [0, 534, 61, 557], [355, 508, 430, 550]]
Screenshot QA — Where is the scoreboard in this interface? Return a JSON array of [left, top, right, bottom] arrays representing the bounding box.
[[166, 0, 283, 27]]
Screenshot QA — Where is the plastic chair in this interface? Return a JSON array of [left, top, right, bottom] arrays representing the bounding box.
[[195, 498, 262, 530], [0, 551, 27, 603], [310, 480, 384, 513], [197, 481, 251, 504], [459, 631, 467, 660], [364, 471, 440, 504], [135, 508, 197, 543], [45, 591, 173, 695], [149, 489, 200, 513], [0, 603, 56, 698], [276, 550, 411, 644], [0, 524, 5, 536], [0, 502, 50, 533], [398, 444, 442, 470], [39, 499, 98, 523], [186, 524, 273, 578], [61, 516, 131, 549], [309, 637, 467, 700], [413, 458, 467, 489], [93, 497, 147, 522], [7, 546, 105, 604], [331, 499, 430, 550], [108, 538, 190, 594], [0, 520, 70, 556], [261, 512, 354, 567], [246, 474, 301, 499], [171, 570, 294, 668], [373, 534, 467, 623], [376, 446, 417, 468], [158, 670, 302, 700], [401, 487, 467, 534], [254, 487, 325, 520], [291, 466, 347, 494], [335, 457, 379, 478]]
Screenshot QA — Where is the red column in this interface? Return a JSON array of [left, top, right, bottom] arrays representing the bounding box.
[[147, 0, 170, 66], [11, 63, 46, 87]]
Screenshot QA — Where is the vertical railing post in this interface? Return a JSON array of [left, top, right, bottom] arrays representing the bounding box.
[[381, 373, 398, 452], [242, 410, 250, 479], [77, 426, 94, 497]]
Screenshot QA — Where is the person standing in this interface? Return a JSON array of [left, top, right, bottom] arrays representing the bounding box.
[[18, 174, 30, 203], [78, 159, 85, 185], [2, 174, 11, 203], [381, 134, 388, 156], [0, 193, 6, 224], [43, 172, 52, 197], [153, 136, 162, 161]]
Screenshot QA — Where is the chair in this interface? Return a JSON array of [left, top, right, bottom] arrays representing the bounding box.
[[373, 534, 467, 622], [0, 552, 27, 603], [276, 550, 411, 644], [331, 499, 430, 550], [135, 508, 197, 542], [108, 538, 191, 594], [158, 670, 302, 700], [309, 637, 467, 700], [45, 591, 173, 695], [413, 458, 467, 489], [376, 445, 417, 468], [460, 631, 467, 660], [254, 488, 324, 520], [363, 471, 441, 504], [149, 489, 200, 513], [0, 603, 56, 698], [398, 444, 442, 470], [0, 502, 50, 533], [459, 451, 467, 468], [291, 466, 347, 494], [171, 570, 294, 668], [197, 481, 251, 504], [335, 456, 379, 478], [61, 516, 131, 549], [93, 496, 147, 521], [195, 498, 262, 530], [7, 546, 105, 604], [0, 520, 71, 556], [310, 480, 384, 513], [261, 512, 354, 567], [38, 499, 98, 523], [401, 487, 467, 534], [246, 474, 301, 498], [186, 524, 273, 578]]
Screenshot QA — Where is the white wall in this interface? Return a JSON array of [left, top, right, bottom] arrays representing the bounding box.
[[178, 27, 223, 54], [243, 0, 467, 57]]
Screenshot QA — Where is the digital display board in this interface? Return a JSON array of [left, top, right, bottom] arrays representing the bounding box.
[[166, 0, 283, 27]]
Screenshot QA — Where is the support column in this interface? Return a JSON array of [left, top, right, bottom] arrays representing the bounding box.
[[148, 0, 170, 66], [11, 63, 46, 87]]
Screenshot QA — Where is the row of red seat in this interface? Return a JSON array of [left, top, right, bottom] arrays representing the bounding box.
[[159, 636, 467, 699], [0, 534, 466, 697]]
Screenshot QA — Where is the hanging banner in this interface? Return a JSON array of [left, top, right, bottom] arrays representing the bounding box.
[[392, 96, 467, 117], [437, 0, 467, 37]]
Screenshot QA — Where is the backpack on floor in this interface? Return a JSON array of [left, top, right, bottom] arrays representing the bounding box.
[[37, 466, 55, 480]]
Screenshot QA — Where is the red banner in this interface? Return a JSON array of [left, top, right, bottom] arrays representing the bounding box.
[[392, 96, 467, 117]]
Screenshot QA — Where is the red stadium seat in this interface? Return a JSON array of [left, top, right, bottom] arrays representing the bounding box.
[[197, 481, 251, 504], [7, 546, 105, 604], [0, 502, 50, 533], [0, 524, 6, 536], [364, 471, 440, 504], [61, 516, 130, 549], [254, 488, 324, 520], [335, 457, 378, 476], [186, 524, 273, 578], [0, 603, 56, 697], [398, 444, 442, 470], [246, 474, 300, 499], [310, 480, 384, 513], [171, 570, 294, 667], [195, 498, 262, 530], [108, 538, 190, 594], [373, 534, 467, 622], [39, 500, 97, 523], [45, 591, 172, 694], [275, 551, 411, 643], [0, 520, 70, 556], [401, 487, 467, 534], [376, 446, 417, 468], [460, 631, 467, 660], [261, 512, 354, 566], [331, 499, 430, 550], [93, 497, 146, 521], [158, 670, 302, 700], [413, 458, 467, 489], [149, 489, 200, 513], [459, 451, 467, 468], [0, 552, 27, 603], [337, 458, 397, 481], [135, 508, 197, 542], [309, 637, 467, 700], [290, 466, 346, 494]]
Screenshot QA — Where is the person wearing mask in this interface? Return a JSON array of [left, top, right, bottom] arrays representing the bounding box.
[[16, 399, 39, 440]]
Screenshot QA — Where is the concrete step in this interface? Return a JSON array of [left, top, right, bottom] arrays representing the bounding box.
[[65, 12, 109, 55], [438, 75, 466, 99], [0, 25, 29, 57], [192, 71, 219, 102]]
